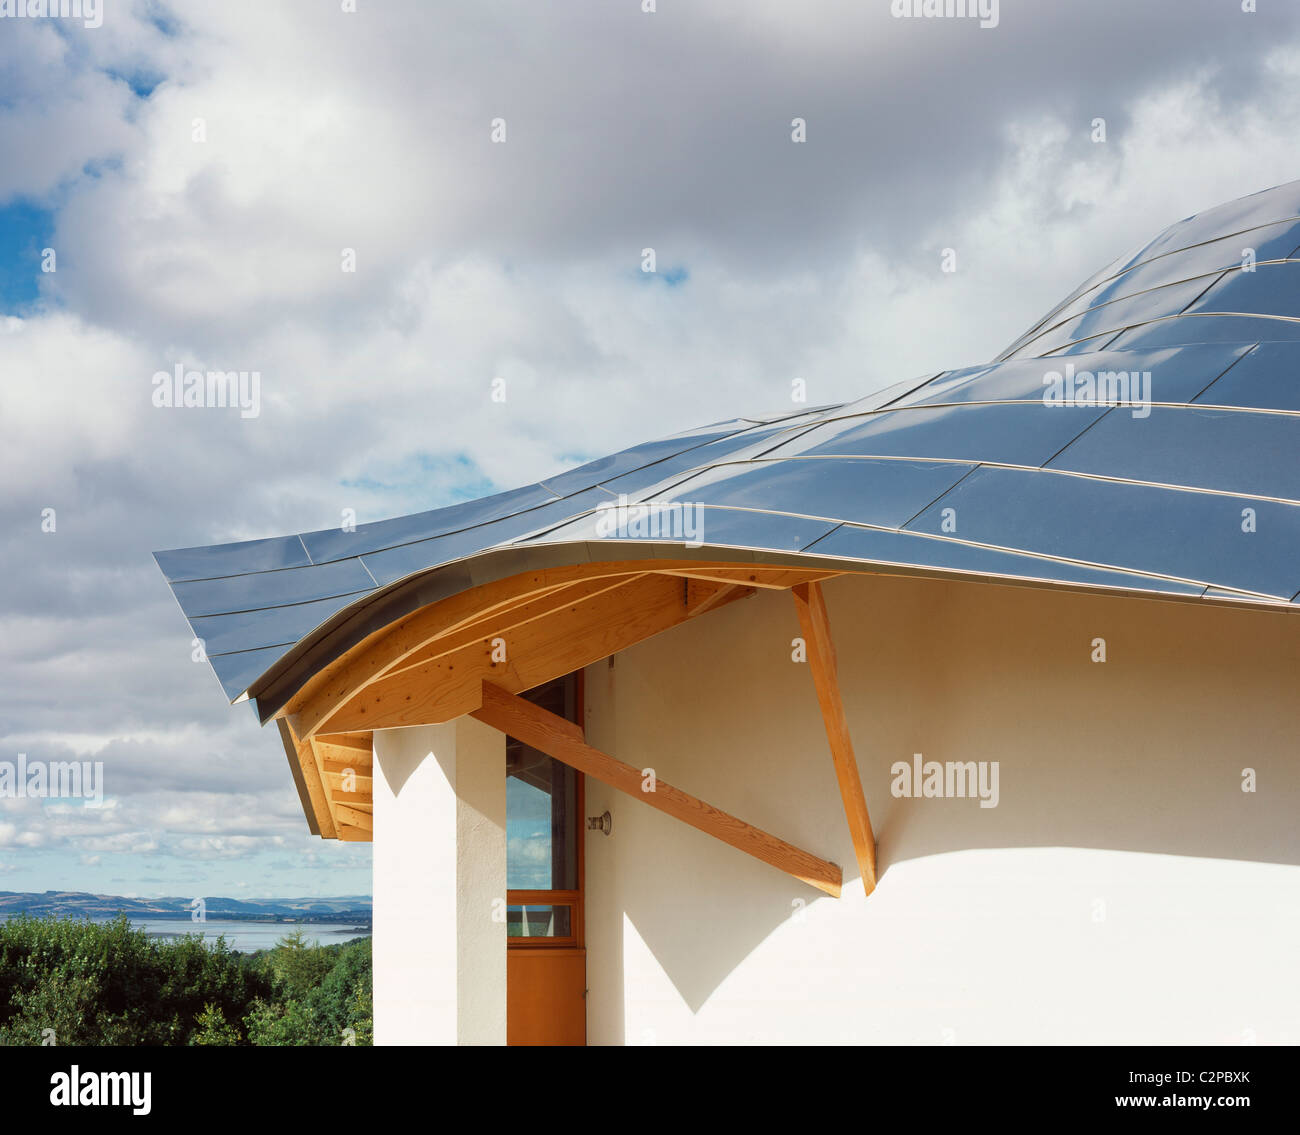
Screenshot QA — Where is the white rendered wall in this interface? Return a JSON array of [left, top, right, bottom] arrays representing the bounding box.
[[373, 717, 505, 1045], [582, 574, 1300, 1045]]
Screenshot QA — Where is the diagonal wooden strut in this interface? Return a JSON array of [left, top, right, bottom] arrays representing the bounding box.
[[471, 681, 842, 898], [792, 581, 878, 897]]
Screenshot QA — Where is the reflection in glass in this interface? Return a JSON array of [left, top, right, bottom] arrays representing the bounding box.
[[506, 677, 579, 891], [506, 905, 573, 939]]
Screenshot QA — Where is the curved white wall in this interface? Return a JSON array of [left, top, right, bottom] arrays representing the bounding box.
[[581, 573, 1300, 1045]]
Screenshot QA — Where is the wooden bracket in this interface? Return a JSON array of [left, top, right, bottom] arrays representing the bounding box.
[[471, 681, 842, 897], [792, 581, 878, 896]]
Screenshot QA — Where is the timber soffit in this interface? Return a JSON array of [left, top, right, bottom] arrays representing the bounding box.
[[157, 180, 1300, 724]]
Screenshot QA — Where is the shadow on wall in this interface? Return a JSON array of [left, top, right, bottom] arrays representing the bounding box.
[[584, 572, 1300, 1021]]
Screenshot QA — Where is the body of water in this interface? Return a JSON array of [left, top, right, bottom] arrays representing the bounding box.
[[92, 917, 371, 953]]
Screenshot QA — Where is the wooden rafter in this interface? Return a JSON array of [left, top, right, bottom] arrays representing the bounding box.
[[278, 721, 375, 841], [664, 567, 840, 591], [471, 681, 842, 897], [273, 559, 843, 843], [281, 718, 338, 840], [334, 803, 373, 833], [377, 574, 649, 683], [684, 579, 744, 617], [792, 581, 877, 896], [282, 559, 840, 740], [284, 566, 652, 738], [296, 573, 754, 737]]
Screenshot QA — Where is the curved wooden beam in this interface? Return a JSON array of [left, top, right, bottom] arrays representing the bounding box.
[[284, 559, 838, 740], [307, 574, 754, 735]]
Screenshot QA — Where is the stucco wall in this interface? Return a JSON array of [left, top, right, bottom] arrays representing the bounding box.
[[373, 718, 505, 1045], [582, 573, 1300, 1045]]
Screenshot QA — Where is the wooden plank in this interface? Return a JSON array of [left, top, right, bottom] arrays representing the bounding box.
[[685, 580, 750, 617], [334, 803, 373, 832], [315, 732, 372, 754], [319, 748, 373, 775], [325, 771, 373, 795], [508, 949, 586, 1046], [336, 823, 371, 842], [306, 735, 345, 838], [283, 718, 337, 840], [276, 718, 320, 836], [471, 681, 842, 898], [321, 574, 750, 735], [280, 559, 837, 738], [381, 575, 647, 681], [285, 567, 642, 738], [665, 567, 840, 591], [332, 795, 372, 811], [792, 581, 877, 897]]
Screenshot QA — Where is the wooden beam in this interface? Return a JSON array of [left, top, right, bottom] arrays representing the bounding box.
[[325, 771, 373, 796], [315, 732, 372, 754], [684, 580, 752, 617], [320, 573, 750, 735], [665, 567, 840, 591], [331, 794, 372, 809], [285, 566, 651, 738], [471, 681, 842, 898], [792, 581, 877, 896], [334, 803, 373, 833], [280, 559, 839, 739], [277, 718, 320, 836], [336, 823, 371, 842], [306, 735, 346, 837], [319, 751, 372, 776], [283, 718, 337, 840], [380, 575, 649, 682]]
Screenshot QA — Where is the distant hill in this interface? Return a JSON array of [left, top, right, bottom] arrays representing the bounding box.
[[0, 890, 372, 924]]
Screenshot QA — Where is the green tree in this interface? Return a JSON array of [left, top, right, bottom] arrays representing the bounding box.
[[0, 914, 369, 1046], [191, 1002, 242, 1046]]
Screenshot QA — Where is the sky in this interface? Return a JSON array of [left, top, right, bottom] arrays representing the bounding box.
[[2, 0, 1299, 899]]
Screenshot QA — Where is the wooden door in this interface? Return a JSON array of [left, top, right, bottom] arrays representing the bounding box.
[[505, 673, 587, 1045], [507, 948, 586, 1045]]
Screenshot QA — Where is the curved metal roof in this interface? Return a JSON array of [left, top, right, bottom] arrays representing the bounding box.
[[156, 181, 1300, 714]]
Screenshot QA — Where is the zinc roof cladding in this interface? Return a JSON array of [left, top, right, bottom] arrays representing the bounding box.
[[156, 181, 1300, 705]]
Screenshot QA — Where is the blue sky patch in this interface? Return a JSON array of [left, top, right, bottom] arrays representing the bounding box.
[[341, 452, 497, 507], [0, 200, 54, 312], [636, 264, 690, 288]]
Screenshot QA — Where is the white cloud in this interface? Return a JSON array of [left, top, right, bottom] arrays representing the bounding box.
[[2, 0, 1299, 893]]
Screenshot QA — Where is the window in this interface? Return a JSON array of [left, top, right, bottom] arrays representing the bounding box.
[[505, 674, 583, 947]]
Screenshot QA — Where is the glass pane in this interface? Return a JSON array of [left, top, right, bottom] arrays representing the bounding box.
[[506, 905, 572, 939], [506, 677, 579, 891]]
